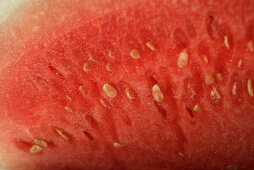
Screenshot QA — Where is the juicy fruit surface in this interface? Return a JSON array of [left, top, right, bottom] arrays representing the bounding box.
[[0, 0, 254, 169]]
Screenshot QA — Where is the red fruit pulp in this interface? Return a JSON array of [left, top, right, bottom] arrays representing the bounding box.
[[0, 0, 254, 170]]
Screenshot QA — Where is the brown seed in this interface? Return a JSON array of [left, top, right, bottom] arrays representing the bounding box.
[[203, 55, 209, 64], [247, 40, 254, 52], [193, 104, 201, 112], [205, 74, 214, 85], [29, 145, 43, 154], [224, 36, 230, 49], [55, 128, 70, 141], [64, 106, 74, 113], [211, 87, 221, 100], [178, 49, 188, 68], [247, 79, 253, 97], [125, 87, 135, 100], [216, 73, 223, 81], [34, 139, 47, 148], [146, 41, 156, 51], [103, 83, 117, 98], [129, 49, 141, 59], [83, 62, 91, 72], [152, 84, 164, 102], [113, 142, 122, 149], [232, 82, 237, 96], [237, 59, 243, 68]]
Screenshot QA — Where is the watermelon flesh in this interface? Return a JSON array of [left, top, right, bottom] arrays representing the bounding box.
[[0, 0, 254, 169]]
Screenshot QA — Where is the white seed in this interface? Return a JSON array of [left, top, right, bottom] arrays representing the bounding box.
[[89, 54, 98, 63], [224, 36, 230, 49], [205, 74, 214, 85], [100, 98, 111, 109], [106, 63, 112, 72], [55, 128, 69, 141], [193, 104, 201, 112], [232, 82, 237, 96], [108, 51, 115, 59], [125, 87, 135, 100], [103, 83, 117, 98], [178, 152, 184, 157], [216, 73, 223, 81], [188, 84, 196, 98], [29, 145, 43, 154], [66, 95, 72, 101], [211, 87, 221, 100], [237, 59, 243, 68], [64, 106, 74, 113], [152, 84, 164, 102], [34, 139, 48, 148], [113, 142, 122, 149], [178, 49, 188, 68], [203, 55, 209, 64], [129, 49, 141, 59], [247, 40, 254, 52], [83, 62, 91, 72], [247, 79, 253, 97], [79, 85, 86, 95], [226, 164, 238, 170], [146, 41, 156, 51]]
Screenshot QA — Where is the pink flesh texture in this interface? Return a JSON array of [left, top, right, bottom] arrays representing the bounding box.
[[0, 0, 254, 170]]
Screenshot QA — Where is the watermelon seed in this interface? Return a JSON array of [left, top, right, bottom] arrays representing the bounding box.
[[205, 74, 214, 85], [178, 152, 184, 157], [66, 95, 73, 101], [89, 54, 99, 63], [34, 139, 48, 148], [64, 106, 74, 113], [193, 104, 201, 112], [216, 73, 223, 81], [106, 63, 112, 72], [82, 130, 94, 141], [129, 49, 141, 59], [100, 98, 111, 109], [29, 145, 43, 154], [186, 107, 194, 118], [155, 102, 167, 118], [85, 115, 100, 129], [125, 87, 135, 100], [55, 128, 70, 141], [178, 49, 188, 68], [83, 62, 91, 72], [211, 87, 221, 100], [188, 84, 196, 98], [103, 83, 118, 98], [237, 59, 243, 68], [224, 36, 230, 49], [79, 85, 86, 95], [108, 50, 115, 59], [247, 79, 253, 96], [247, 40, 254, 52], [152, 84, 164, 102], [113, 142, 122, 149], [232, 82, 237, 96], [146, 41, 156, 51], [203, 55, 209, 64]]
